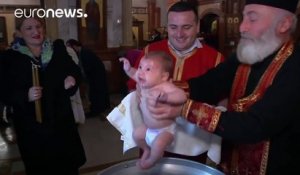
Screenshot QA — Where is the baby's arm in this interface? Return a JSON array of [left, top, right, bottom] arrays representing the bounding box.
[[119, 57, 137, 81]]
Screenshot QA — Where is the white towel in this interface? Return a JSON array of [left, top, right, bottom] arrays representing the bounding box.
[[107, 91, 222, 164]]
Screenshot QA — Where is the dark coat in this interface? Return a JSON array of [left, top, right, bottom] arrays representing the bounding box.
[[79, 48, 110, 113], [0, 43, 86, 173]]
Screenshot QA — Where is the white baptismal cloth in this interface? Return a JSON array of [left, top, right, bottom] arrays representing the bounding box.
[[106, 91, 222, 164]]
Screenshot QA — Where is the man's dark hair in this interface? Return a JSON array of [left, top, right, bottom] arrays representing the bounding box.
[[167, 1, 199, 23], [66, 39, 82, 47]]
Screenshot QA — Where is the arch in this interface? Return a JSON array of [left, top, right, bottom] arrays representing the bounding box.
[[199, 8, 225, 53], [199, 8, 224, 19]]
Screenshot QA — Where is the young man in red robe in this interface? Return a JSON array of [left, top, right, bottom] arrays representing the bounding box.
[[126, 1, 225, 165]]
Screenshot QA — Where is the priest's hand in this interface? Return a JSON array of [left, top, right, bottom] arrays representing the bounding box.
[[147, 97, 183, 120]]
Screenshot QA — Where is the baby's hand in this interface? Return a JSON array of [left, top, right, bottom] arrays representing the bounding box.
[[119, 57, 131, 72]]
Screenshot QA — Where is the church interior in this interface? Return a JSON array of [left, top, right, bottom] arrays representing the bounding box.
[[0, 0, 300, 174]]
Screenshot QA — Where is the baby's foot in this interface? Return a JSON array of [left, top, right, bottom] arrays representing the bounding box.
[[136, 148, 150, 169], [139, 159, 156, 169], [136, 159, 143, 169], [140, 148, 150, 161]]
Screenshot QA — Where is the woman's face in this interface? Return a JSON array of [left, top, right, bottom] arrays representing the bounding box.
[[19, 18, 45, 47]]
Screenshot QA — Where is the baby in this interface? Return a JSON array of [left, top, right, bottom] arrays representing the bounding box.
[[119, 51, 187, 169]]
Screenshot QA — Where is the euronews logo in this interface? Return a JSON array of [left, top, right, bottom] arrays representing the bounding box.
[[14, 8, 88, 18]]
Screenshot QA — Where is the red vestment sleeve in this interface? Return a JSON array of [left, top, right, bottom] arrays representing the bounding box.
[[181, 99, 222, 132]]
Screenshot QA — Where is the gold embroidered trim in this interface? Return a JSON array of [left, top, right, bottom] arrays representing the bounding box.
[[208, 110, 222, 132], [169, 48, 197, 81], [233, 93, 259, 112], [181, 99, 193, 118], [252, 41, 293, 93], [229, 65, 251, 111], [260, 141, 270, 175]]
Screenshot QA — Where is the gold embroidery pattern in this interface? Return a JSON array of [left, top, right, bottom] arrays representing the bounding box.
[[260, 141, 270, 175], [192, 107, 209, 126], [181, 99, 193, 118], [209, 110, 222, 132], [233, 94, 259, 112], [229, 64, 251, 111], [187, 103, 221, 131]]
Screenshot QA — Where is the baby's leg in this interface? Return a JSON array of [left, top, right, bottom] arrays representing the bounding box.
[[133, 124, 150, 168], [140, 131, 174, 169]]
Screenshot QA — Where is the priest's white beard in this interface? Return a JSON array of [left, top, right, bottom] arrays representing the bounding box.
[[237, 25, 282, 65]]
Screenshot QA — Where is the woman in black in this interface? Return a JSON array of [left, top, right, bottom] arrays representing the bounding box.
[[0, 17, 86, 175]]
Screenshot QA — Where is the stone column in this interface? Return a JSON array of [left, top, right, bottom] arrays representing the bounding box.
[[43, 0, 58, 40], [122, 0, 133, 46], [147, 0, 156, 35]]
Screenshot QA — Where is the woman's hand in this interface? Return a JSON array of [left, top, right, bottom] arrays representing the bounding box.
[[28, 86, 43, 102], [64, 76, 76, 89]]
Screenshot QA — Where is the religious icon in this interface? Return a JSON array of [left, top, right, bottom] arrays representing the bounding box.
[[85, 0, 100, 41], [78, 0, 106, 49]]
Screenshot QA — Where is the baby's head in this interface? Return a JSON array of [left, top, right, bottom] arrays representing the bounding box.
[[137, 51, 174, 88], [144, 51, 173, 76]]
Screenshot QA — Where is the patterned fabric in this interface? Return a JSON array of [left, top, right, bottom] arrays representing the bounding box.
[[181, 99, 222, 132]]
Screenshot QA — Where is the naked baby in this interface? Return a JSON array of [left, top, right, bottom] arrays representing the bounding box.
[[119, 51, 187, 169]]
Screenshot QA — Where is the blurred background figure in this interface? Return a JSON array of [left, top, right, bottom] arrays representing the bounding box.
[[148, 29, 162, 44], [66, 39, 110, 119], [85, 0, 100, 42], [54, 39, 86, 124]]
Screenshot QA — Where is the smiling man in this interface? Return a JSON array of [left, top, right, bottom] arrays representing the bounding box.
[[127, 1, 224, 91]]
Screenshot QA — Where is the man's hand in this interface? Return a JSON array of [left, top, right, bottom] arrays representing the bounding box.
[[146, 90, 167, 104], [147, 98, 183, 120]]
